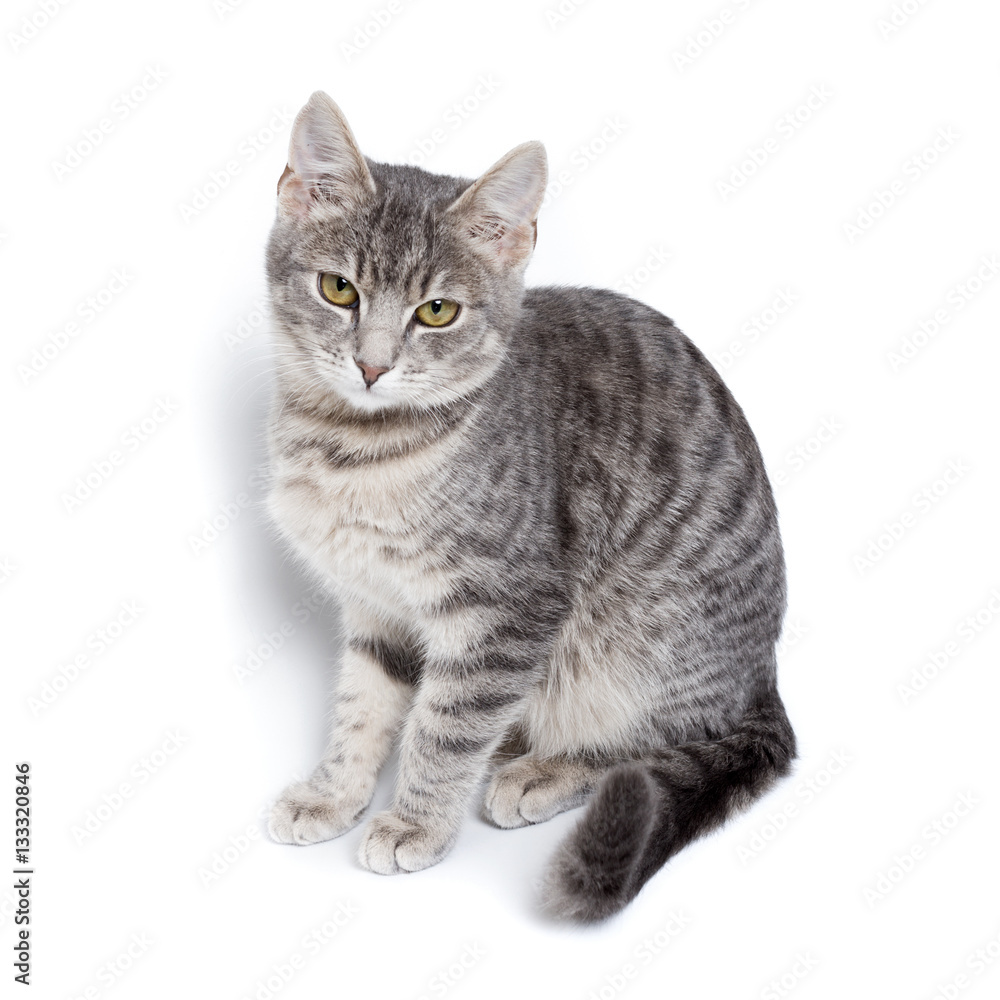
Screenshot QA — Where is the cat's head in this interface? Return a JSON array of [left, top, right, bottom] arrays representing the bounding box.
[[266, 91, 547, 413]]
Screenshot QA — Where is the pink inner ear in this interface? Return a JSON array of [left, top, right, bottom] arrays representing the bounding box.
[[465, 213, 535, 264], [276, 166, 319, 218], [467, 213, 507, 244]]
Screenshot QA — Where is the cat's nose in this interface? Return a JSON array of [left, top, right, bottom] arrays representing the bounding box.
[[354, 359, 392, 387]]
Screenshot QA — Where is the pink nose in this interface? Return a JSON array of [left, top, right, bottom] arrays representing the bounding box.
[[355, 359, 391, 387]]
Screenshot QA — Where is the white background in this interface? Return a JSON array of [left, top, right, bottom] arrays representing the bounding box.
[[3, 0, 999, 997]]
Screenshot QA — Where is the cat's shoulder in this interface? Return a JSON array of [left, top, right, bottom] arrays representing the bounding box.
[[520, 284, 701, 370]]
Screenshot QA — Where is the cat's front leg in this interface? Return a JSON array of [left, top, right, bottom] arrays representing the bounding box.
[[269, 630, 414, 845], [358, 614, 548, 875]]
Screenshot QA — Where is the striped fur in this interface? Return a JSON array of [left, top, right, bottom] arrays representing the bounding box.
[[263, 93, 795, 921]]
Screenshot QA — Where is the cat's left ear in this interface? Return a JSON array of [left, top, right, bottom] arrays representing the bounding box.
[[446, 141, 548, 267], [277, 91, 376, 218]]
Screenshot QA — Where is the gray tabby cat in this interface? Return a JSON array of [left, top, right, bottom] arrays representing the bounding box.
[[264, 91, 795, 922]]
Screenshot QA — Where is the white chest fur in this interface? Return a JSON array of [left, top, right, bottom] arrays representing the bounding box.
[[268, 431, 461, 617]]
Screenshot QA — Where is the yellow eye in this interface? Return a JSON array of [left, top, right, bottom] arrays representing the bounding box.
[[318, 273, 359, 307], [414, 298, 460, 327]]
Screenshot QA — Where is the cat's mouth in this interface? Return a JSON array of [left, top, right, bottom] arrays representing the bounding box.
[[334, 368, 399, 411]]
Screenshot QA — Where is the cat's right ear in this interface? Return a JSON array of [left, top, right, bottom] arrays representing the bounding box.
[[277, 92, 376, 218]]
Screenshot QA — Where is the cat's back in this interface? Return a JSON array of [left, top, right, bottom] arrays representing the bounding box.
[[512, 285, 779, 573], [517, 284, 760, 465], [522, 284, 683, 369]]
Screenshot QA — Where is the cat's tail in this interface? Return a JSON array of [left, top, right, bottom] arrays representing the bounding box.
[[540, 691, 795, 923]]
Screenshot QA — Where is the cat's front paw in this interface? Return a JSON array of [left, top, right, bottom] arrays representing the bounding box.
[[357, 811, 456, 875], [268, 781, 367, 845]]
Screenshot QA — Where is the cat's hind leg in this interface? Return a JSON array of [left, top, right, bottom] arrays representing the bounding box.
[[482, 755, 612, 829]]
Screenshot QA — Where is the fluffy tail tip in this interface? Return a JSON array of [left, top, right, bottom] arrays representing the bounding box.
[[539, 762, 658, 924]]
